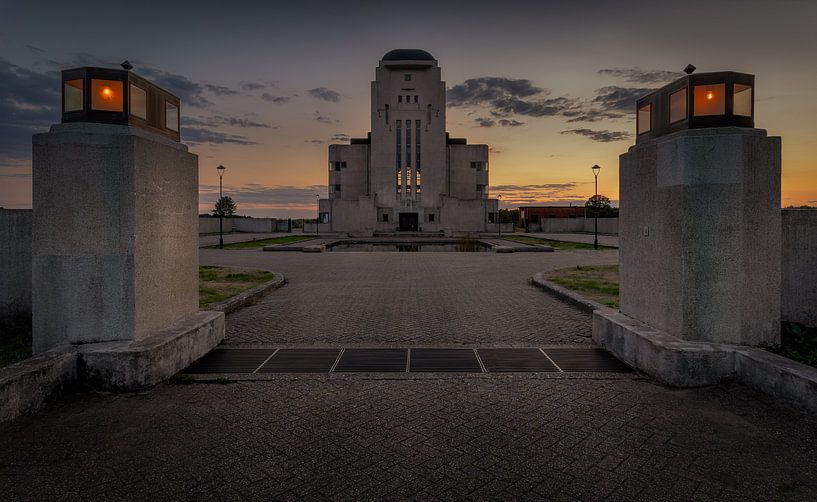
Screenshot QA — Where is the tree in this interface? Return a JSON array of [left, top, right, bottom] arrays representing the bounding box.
[[212, 196, 237, 217], [585, 194, 618, 217]]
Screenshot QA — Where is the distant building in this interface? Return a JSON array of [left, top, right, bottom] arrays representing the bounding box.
[[519, 206, 586, 227], [319, 49, 497, 234]]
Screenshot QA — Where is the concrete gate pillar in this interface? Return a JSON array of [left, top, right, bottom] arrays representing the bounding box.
[[29, 66, 224, 389], [619, 127, 781, 345]]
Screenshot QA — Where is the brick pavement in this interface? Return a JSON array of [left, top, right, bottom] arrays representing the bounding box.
[[1, 376, 815, 500], [2, 248, 816, 500], [202, 249, 619, 346]]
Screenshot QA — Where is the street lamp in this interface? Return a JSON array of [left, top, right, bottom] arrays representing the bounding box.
[[497, 194, 502, 238], [217, 165, 226, 249], [315, 194, 320, 236], [591, 164, 601, 250]]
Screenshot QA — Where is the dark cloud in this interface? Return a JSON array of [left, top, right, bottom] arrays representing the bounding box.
[[0, 58, 60, 160], [184, 116, 272, 129], [305, 139, 325, 144], [240, 80, 277, 91], [203, 84, 240, 96], [330, 133, 350, 142], [307, 87, 341, 102], [560, 128, 632, 142], [26, 45, 45, 54], [182, 127, 255, 146], [448, 77, 578, 119], [261, 93, 289, 104], [499, 119, 524, 127], [591, 86, 654, 115], [598, 67, 683, 84], [313, 112, 339, 125], [475, 117, 495, 127]]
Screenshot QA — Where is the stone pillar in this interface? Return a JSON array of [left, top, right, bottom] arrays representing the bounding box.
[[619, 127, 781, 346], [32, 123, 199, 353]]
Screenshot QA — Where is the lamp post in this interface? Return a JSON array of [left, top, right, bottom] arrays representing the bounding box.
[[315, 194, 320, 236], [217, 165, 226, 249], [591, 164, 601, 250], [497, 194, 502, 237]]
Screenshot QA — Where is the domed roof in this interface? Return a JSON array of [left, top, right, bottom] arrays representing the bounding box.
[[382, 49, 435, 61]]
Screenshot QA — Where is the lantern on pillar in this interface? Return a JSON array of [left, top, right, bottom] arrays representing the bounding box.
[[61, 63, 181, 142]]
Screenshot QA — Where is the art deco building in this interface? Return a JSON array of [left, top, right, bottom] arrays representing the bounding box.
[[319, 49, 497, 234]]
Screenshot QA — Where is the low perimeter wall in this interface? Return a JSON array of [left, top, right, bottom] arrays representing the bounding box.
[[782, 209, 817, 327], [0, 209, 32, 319], [527, 217, 619, 235], [198, 217, 290, 234]]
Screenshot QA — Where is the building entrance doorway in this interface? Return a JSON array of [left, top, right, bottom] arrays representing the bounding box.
[[399, 212, 419, 231]]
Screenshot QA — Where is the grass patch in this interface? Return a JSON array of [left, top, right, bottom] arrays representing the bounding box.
[[765, 322, 817, 369], [501, 235, 612, 250], [210, 235, 313, 250], [544, 265, 620, 308], [199, 265, 274, 308], [0, 314, 33, 368]]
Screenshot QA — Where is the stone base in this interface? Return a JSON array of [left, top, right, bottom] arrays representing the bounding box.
[[593, 308, 817, 413], [0, 348, 77, 423], [78, 311, 224, 391]]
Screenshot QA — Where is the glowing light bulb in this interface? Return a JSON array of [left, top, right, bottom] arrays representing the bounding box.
[[707, 91, 714, 100], [101, 87, 114, 100]]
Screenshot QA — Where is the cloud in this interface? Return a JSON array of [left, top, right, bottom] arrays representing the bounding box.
[[203, 84, 240, 96], [184, 116, 272, 129], [475, 117, 495, 127], [240, 80, 277, 91], [0, 57, 60, 160], [598, 67, 683, 85], [561, 128, 632, 142], [26, 45, 45, 54], [308, 87, 341, 103], [490, 183, 588, 206], [448, 77, 579, 119], [330, 133, 350, 142], [499, 119, 524, 127], [182, 127, 255, 146], [313, 112, 339, 124], [305, 139, 325, 144], [261, 93, 289, 104]]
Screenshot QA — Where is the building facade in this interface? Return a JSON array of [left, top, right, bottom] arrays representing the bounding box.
[[319, 49, 497, 234]]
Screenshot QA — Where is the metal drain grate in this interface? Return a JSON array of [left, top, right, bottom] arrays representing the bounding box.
[[185, 349, 275, 374], [543, 348, 632, 372], [409, 348, 483, 372], [477, 348, 560, 372], [334, 348, 407, 372], [257, 348, 341, 373]]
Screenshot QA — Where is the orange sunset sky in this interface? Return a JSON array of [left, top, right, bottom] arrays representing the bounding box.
[[1, 0, 815, 217]]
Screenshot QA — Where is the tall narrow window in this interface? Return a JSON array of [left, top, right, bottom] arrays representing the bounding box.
[[405, 74, 411, 81], [637, 104, 651, 135], [733, 83, 752, 117], [396, 120, 402, 193], [398, 95, 402, 103], [414, 95, 418, 103], [165, 101, 179, 132], [415, 120, 421, 194], [406, 120, 412, 193], [129, 84, 147, 120], [669, 88, 687, 124], [406, 120, 411, 167], [64, 79, 83, 112]]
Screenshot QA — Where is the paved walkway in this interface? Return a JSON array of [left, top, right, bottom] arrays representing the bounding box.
[[2, 248, 817, 500], [206, 249, 618, 346]]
